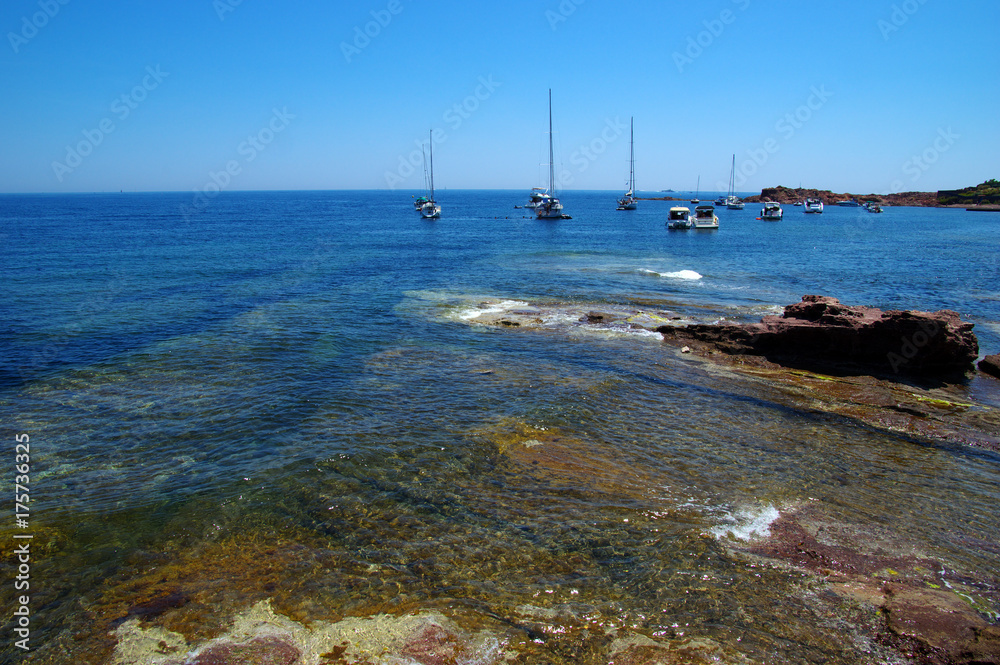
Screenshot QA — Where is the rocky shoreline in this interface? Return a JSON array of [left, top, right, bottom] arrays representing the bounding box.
[[656, 295, 979, 379], [743, 186, 939, 207], [451, 294, 1000, 451]]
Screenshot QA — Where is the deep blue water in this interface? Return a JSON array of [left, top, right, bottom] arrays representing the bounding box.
[[1, 190, 999, 663]]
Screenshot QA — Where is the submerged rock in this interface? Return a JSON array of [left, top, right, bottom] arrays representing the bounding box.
[[658, 295, 979, 378], [735, 507, 1000, 665], [980, 354, 1000, 379]]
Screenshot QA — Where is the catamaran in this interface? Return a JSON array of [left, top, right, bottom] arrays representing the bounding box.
[[536, 90, 567, 220], [616, 117, 637, 210], [419, 130, 441, 219]]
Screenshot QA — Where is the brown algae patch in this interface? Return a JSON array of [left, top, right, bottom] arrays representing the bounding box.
[[473, 420, 666, 503]]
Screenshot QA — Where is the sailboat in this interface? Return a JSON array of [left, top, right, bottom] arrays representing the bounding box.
[[725, 154, 744, 210], [536, 90, 567, 220], [690, 176, 700, 204], [616, 117, 637, 210], [419, 130, 441, 219]]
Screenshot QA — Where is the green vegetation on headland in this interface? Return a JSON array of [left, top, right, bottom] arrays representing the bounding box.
[[938, 179, 1000, 206]]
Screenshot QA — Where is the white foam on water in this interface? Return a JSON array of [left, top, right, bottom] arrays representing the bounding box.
[[664, 269, 704, 281], [456, 299, 530, 321], [710, 504, 781, 542], [570, 325, 664, 342], [639, 268, 703, 281]]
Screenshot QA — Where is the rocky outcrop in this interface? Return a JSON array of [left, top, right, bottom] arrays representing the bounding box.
[[743, 186, 939, 207], [980, 354, 1000, 379], [657, 295, 979, 378]]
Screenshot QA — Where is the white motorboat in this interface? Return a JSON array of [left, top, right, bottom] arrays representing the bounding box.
[[761, 201, 783, 221], [617, 117, 637, 210], [692, 205, 719, 229], [536, 90, 567, 220], [804, 198, 824, 214], [667, 206, 693, 229]]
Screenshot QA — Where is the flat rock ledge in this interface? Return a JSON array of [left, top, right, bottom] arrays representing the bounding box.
[[658, 295, 979, 379]]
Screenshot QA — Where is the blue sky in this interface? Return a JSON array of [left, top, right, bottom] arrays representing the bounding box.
[[1, 0, 997, 194]]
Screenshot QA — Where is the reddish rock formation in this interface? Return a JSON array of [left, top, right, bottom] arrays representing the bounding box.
[[744, 186, 938, 207], [741, 508, 1000, 665], [980, 354, 1000, 379], [658, 296, 979, 378]]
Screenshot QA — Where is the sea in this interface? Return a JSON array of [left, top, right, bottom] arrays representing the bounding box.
[[1, 190, 999, 663]]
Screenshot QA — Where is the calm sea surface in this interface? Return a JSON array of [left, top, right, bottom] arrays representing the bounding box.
[[2, 190, 999, 662]]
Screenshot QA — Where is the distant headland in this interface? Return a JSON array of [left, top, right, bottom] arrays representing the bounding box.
[[642, 180, 999, 210]]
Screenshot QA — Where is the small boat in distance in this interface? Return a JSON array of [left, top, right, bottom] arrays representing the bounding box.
[[837, 199, 861, 207], [692, 205, 719, 229], [690, 176, 700, 204], [536, 90, 568, 219], [725, 154, 744, 209], [761, 201, 783, 221], [667, 206, 693, 229], [616, 117, 637, 211], [804, 198, 824, 214], [419, 130, 441, 219]]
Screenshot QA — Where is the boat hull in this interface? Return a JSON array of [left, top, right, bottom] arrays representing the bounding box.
[[420, 203, 441, 219], [536, 200, 564, 219]]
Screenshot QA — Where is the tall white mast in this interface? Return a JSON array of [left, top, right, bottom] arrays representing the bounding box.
[[428, 129, 435, 201], [629, 117, 635, 194], [548, 89, 555, 196]]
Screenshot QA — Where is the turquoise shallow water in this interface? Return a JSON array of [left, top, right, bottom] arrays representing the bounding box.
[[1, 191, 999, 662]]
